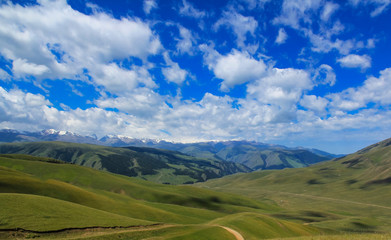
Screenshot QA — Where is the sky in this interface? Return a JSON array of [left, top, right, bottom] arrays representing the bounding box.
[[0, 0, 391, 154]]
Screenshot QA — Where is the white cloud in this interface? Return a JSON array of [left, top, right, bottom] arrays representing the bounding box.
[[176, 26, 196, 55], [337, 54, 371, 70], [307, 30, 360, 55], [162, 52, 188, 84], [273, 0, 367, 57], [300, 95, 329, 112], [247, 68, 312, 111], [179, 0, 206, 18], [214, 10, 258, 49], [91, 63, 156, 95], [275, 28, 288, 44], [212, 50, 267, 91], [273, 0, 323, 29], [162, 65, 188, 85], [95, 88, 166, 118], [349, 0, 391, 17], [0, 87, 51, 124], [328, 68, 391, 111], [143, 0, 157, 14], [0, 0, 161, 91], [313, 64, 336, 86], [12, 58, 50, 77], [0, 69, 11, 81], [321, 2, 339, 21]]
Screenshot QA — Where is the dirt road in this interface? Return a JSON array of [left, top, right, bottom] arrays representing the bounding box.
[[220, 226, 245, 240]]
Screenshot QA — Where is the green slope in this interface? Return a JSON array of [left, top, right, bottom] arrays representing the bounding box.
[[198, 137, 391, 233], [0, 193, 152, 231], [209, 212, 321, 240], [0, 154, 329, 239], [0, 141, 250, 184]]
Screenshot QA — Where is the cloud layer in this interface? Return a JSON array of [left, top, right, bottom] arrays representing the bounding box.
[[0, 0, 390, 154]]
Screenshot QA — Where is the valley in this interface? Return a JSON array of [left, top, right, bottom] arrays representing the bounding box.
[[0, 136, 390, 239]]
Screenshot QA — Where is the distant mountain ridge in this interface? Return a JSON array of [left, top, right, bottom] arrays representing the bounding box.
[[0, 129, 340, 170], [0, 141, 250, 184]]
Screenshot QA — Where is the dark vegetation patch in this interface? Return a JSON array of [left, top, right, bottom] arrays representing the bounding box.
[[307, 179, 323, 185], [341, 157, 367, 168], [302, 211, 328, 218], [98, 154, 135, 176], [366, 177, 391, 185], [345, 179, 358, 185]]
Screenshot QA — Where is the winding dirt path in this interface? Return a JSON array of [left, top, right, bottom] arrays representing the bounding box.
[[220, 226, 245, 240]]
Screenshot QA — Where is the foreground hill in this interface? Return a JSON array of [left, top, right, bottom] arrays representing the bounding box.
[[0, 154, 323, 239], [0, 142, 250, 184], [198, 137, 391, 233], [0, 129, 338, 170]]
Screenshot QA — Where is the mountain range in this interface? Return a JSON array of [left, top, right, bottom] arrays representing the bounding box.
[[0, 141, 250, 184], [0, 129, 340, 171]]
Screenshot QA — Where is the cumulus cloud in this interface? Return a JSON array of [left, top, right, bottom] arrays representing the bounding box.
[[275, 28, 288, 44], [0, 87, 51, 125], [211, 50, 267, 91], [12, 58, 50, 77], [95, 88, 166, 118], [337, 54, 371, 70], [247, 68, 312, 111], [91, 63, 156, 95], [214, 10, 258, 49], [328, 68, 391, 111], [300, 95, 329, 112], [0, 0, 161, 89]]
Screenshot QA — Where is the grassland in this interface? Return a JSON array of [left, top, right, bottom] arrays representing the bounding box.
[[0, 154, 327, 239], [2, 137, 391, 239], [198, 138, 391, 233]]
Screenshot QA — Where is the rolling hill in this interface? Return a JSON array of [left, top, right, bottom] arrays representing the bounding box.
[[198, 137, 391, 233], [0, 141, 250, 184], [0, 154, 324, 239]]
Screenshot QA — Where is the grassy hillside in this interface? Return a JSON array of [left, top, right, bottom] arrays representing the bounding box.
[[0, 193, 152, 231], [0, 154, 329, 239], [0, 141, 250, 184], [198, 137, 391, 233]]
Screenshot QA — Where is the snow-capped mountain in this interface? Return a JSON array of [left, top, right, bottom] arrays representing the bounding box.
[[0, 129, 100, 145]]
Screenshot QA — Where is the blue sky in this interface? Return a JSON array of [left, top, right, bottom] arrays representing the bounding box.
[[0, 0, 391, 154]]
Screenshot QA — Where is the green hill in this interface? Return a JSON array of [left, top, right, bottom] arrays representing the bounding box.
[[0, 141, 250, 184], [198, 137, 391, 233], [0, 154, 326, 239]]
